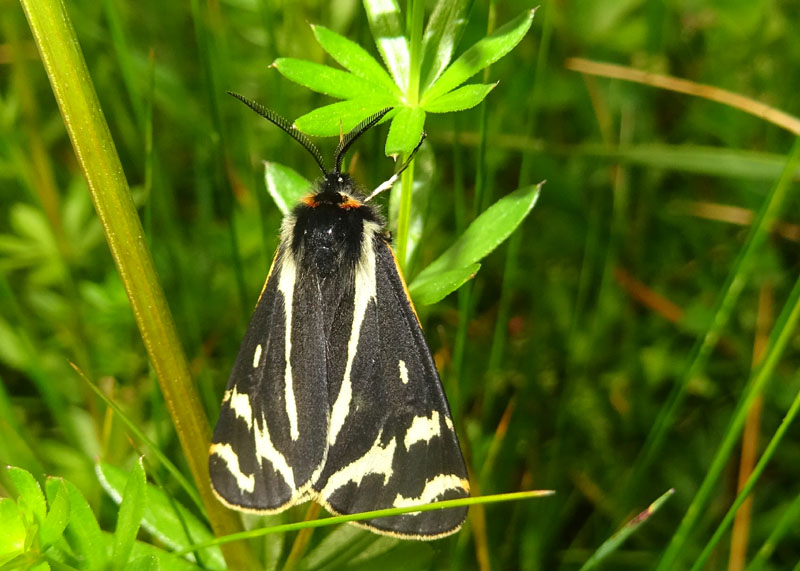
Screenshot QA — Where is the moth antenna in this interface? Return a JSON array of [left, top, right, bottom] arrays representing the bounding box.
[[364, 131, 426, 203], [333, 108, 393, 174], [228, 91, 327, 175]]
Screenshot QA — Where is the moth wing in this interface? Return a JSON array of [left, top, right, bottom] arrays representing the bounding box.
[[315, 239, 470, 538], [209, 248, 329, 512]]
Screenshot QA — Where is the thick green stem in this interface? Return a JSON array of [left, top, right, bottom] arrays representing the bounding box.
[[18, 1, 255, 567], [395, 152, 416, 269]]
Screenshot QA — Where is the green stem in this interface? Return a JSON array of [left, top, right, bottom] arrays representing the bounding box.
[[395, 152, 416, 270], [18, 1, 255, 568]]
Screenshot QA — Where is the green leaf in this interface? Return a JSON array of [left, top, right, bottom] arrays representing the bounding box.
[[409, 263, 481, 305], [423, 82, 497, 113], [294, 99, 396, 137], [311, 25, 398, 94], [96, 462, 225, 570], [0, 497, 26, 566], [412, 183, 542, 289], [62, 479, 109, 571], [385, 107, 426, 157], [126, 555, 160, 571], [420, 0, 473, 91], [363, 0, 409, 91], [272, 58, 385, 100], [113, 458, 147, 570], [423, 9, 535, 103], [7, 466, 46, 526], [264, 162, 311, 216], [40, 478, 70, 549]]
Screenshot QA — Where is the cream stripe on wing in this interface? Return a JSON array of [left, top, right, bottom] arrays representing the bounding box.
[[209, 443, 255, 494], [228, 386, 254, 430], [392, 474, 470, 508], [277, 254, 300, 441], [403, 411, 441, 450], [321, 431, 397, 496], [329, 221, 380, 446], [254, 414, 295, 490]]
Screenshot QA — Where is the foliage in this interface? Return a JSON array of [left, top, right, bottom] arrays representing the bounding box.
[[2, 0, 800, 569]]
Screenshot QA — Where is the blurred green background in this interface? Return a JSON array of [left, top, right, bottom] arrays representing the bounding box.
[[2, 0, 800, 569]]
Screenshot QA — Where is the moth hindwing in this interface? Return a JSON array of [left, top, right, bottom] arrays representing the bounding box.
[[209, 95, 469, 539]]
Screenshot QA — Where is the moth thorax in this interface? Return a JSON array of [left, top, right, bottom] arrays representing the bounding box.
[[292, 193, 369, 279]]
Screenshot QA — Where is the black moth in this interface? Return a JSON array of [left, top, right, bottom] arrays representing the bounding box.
[[209, 92, 469, 539]]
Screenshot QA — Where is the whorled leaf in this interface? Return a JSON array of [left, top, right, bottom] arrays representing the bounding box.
[[312, 24, 399, 94], [6, 466, 47, 526], [272, 58, 385, 100], [293, 98, 396, 137], [96, 462, 224, 570], [423, 82, 497, 113], [411, 183, 542, 292], [62, 479, 109, 571], [409, 263, 481, 305], [423, 9, 536, 103], [362, 0, 410, 92], [41, 478, 70, 549], [112, 458, 147, 571], [264, 162, 312, 216], [385, 106, 426, 157], [0, 498, 26, 567], [420, 0, 473, 92]]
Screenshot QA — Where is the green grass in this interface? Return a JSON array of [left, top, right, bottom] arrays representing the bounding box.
[[2, 0, 800, 569]]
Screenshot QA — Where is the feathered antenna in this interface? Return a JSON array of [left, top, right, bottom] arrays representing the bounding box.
[[228, 91, 327, 175]]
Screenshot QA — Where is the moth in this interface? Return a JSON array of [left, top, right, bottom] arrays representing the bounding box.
[[209, 92, 469, 539]]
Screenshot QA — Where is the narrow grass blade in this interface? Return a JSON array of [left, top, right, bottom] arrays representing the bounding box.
[[689, 276, 800, 570], [580, 489, 674, 571], [72, 364, 204, 513], [177, 490, 554, 555], [655, 140, 800, 570], [629, 137, 800, 527]]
